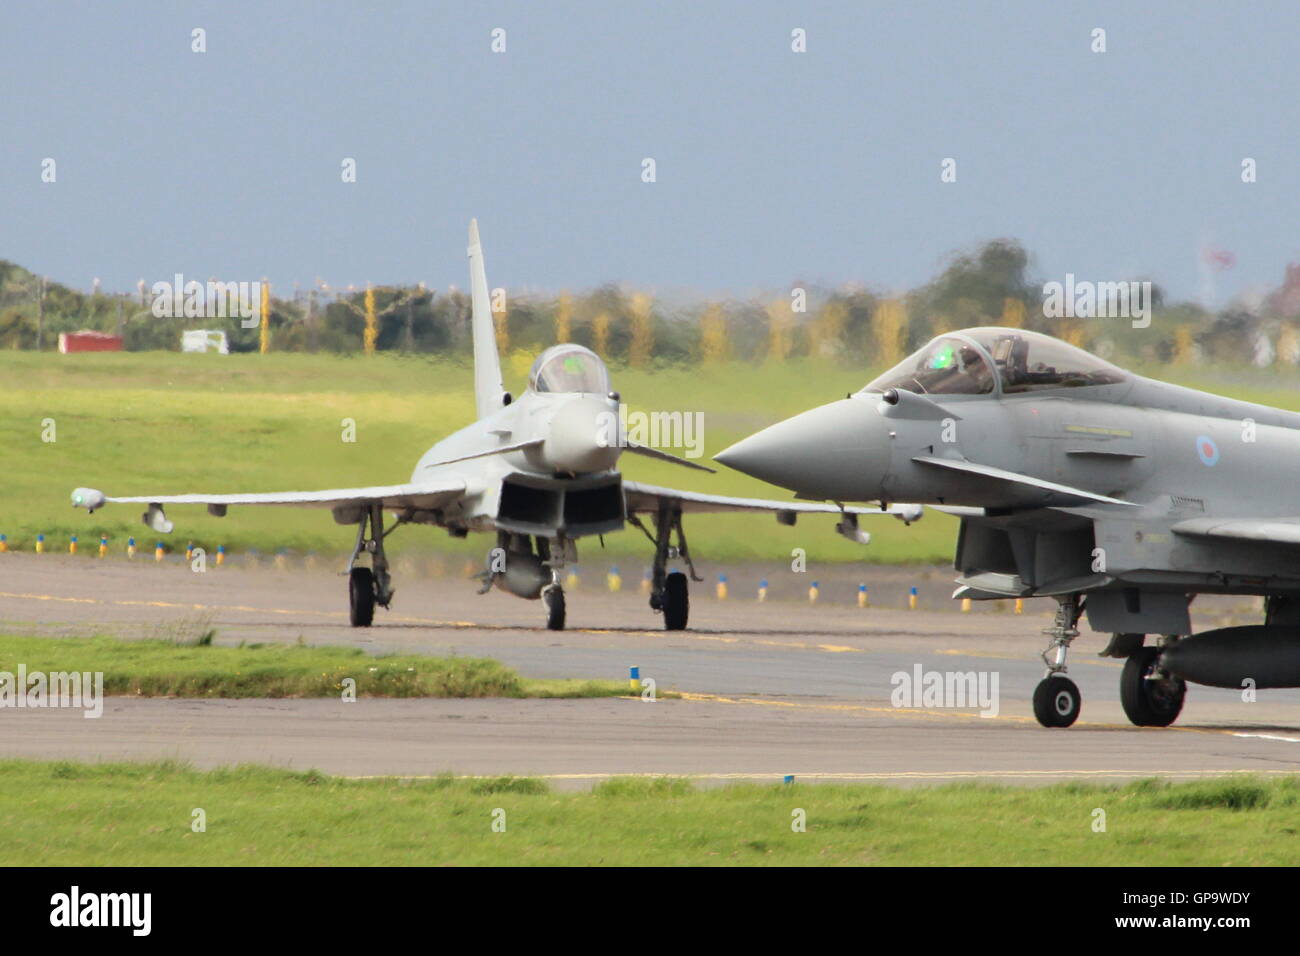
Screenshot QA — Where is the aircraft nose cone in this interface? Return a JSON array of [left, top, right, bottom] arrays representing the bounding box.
[[543, 396, 621, 474], [713, 432, 788, 481], [716, 398, 888, 500]]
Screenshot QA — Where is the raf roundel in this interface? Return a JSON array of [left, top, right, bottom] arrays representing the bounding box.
[[1195, 435, 1220, 467]]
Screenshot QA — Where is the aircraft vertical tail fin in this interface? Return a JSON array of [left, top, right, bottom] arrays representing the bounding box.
[[468, 219, 506, 419]]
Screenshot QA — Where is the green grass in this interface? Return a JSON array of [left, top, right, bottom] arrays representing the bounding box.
[[1, 761, 1297, 865], [0, 633, 625, 699], [5, 350, 1297, 564]]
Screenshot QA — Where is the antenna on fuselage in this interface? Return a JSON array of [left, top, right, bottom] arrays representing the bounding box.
[[468, 219, 506, 419]]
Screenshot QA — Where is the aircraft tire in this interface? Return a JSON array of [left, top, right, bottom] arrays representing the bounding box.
[[662, 571, 689, 630], [349, 567, 375, 627], [545, 586, 566, 631], [1032, 675, 1081, 728], [1120, 647, 1185, 727]]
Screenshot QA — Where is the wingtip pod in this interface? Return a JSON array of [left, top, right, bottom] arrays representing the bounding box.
[[71, 488, 106, 513]]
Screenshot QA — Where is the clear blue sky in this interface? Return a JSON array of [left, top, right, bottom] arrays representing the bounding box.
[[2, 0, 1297, 305]]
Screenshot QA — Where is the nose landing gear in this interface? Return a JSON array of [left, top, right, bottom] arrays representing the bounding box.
[[1033, 596, 1083, 727], [543, 583, 566, 631]]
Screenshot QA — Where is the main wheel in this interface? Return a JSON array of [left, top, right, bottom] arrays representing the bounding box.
[[662, 571, 689, 630], [1120, 646, 1185, 727], [349, 567, 375, 627], [544, 586, 566, 631], [1033, 675, 1081, 728]]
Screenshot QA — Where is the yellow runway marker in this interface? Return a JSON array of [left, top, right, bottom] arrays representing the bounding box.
[[677, 691, 1023, 723], [934, 648, 1021, 660], [0, 591, 99, 605], [754, 638, 864, 654], [0, 590, 532, 632], [935, 648, 1122, 668], [675, 691, 1268, 739]]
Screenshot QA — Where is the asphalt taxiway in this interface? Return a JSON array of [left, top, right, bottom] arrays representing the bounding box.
[[2, 554, 1298, 788]]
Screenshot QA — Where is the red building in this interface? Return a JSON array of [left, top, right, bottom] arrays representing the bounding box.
[[58, 331, 123, 353]]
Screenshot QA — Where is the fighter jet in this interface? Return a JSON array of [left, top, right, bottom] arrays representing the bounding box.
[[71, 221, 920, 631], [717, 326, 1300, 728]]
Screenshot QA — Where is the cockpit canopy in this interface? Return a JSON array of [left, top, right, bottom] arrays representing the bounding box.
[[528, 345, 612, 395], [864, 327, 1127, 396]]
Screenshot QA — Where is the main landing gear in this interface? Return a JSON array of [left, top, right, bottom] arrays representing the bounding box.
[[1118, 640, 1186, 727], [632, 501, 699, 631], [1033, 596, 1083, 727], [347, 503, 397, 628]]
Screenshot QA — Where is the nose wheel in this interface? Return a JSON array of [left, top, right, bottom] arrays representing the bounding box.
[[1033, 675, 1081, 727], [543, 584, 566, 631]]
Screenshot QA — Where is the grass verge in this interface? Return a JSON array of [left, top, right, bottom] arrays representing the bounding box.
[[0, 633, 626, 699], [0, 762, 1297, 865]]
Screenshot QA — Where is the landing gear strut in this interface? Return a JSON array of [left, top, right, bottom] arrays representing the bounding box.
[[633, 501, 700, 631], [1033, 595, 1083, 727], [346, 502, 396, 628]]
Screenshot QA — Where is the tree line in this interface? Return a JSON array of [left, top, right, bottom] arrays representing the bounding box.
[[2, 240, 1297, 368]]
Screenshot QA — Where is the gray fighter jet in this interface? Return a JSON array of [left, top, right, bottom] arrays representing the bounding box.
[[71, 221, 919, 631], [717, 326, 1300, 728]]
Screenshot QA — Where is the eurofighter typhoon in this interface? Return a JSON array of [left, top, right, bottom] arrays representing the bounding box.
[[72, 221, 920, 631], [718, 327, 1300, 728]]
